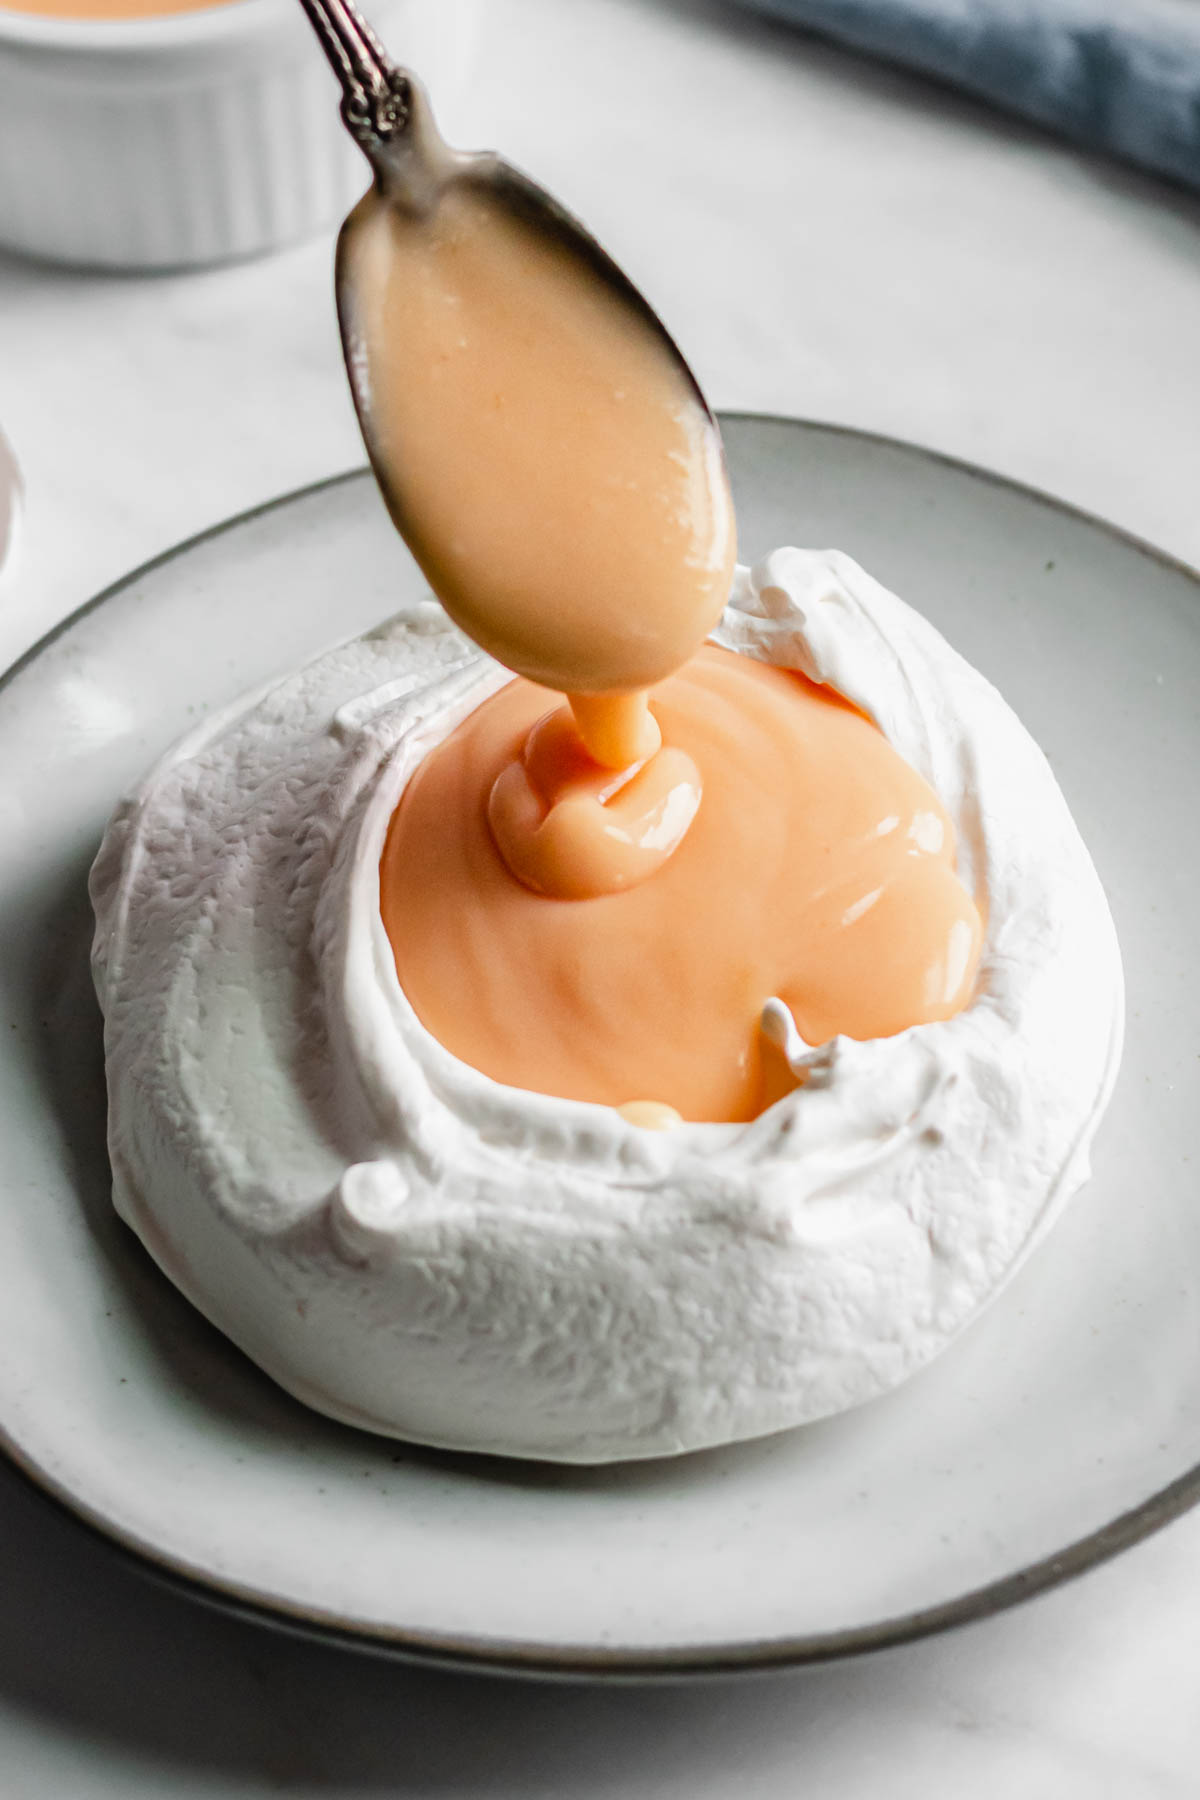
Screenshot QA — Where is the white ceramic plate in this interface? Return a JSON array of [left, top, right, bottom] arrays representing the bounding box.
[[1, 417, 1196, 1678]]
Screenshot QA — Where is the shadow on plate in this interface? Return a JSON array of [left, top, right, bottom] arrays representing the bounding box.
[[0, 1441, 990, 1793]]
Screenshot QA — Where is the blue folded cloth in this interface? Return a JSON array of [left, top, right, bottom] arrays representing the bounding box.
[[733, 0, 1200, 193]]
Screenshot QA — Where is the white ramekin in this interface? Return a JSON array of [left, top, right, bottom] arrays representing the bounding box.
[[0, 0, 472, 269]]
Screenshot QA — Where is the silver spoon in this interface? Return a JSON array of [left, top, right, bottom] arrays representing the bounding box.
[[295, 0, 718, 443]]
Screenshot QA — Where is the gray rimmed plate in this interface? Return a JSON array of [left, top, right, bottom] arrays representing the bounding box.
[[0, 416, 1196, 1679]]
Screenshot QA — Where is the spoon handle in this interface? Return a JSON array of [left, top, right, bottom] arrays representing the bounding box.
[[294, 0, 411, 149]]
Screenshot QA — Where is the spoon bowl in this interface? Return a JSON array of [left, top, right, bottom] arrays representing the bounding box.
[[295, 0, 737, 707]]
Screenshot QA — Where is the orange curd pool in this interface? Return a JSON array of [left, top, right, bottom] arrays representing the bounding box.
[[381, 645, 983, 1125]]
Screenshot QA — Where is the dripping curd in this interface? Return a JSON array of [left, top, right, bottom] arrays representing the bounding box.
[[345, 163, 982, 1120], [340, 173, 731, 898]]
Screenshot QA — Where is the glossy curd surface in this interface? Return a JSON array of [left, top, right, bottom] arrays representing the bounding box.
[[381, 644, 983, 1123]]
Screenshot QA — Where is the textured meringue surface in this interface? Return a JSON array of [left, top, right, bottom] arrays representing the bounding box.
[[89, 550, 1123, 1463]]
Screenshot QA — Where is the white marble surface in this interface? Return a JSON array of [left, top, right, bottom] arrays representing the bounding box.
[[1, 0, 1199, 1791]]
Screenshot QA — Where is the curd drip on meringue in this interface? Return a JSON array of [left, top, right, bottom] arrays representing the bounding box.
[[380, 644, 984, 1124], [485, 700, 704, 900]]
